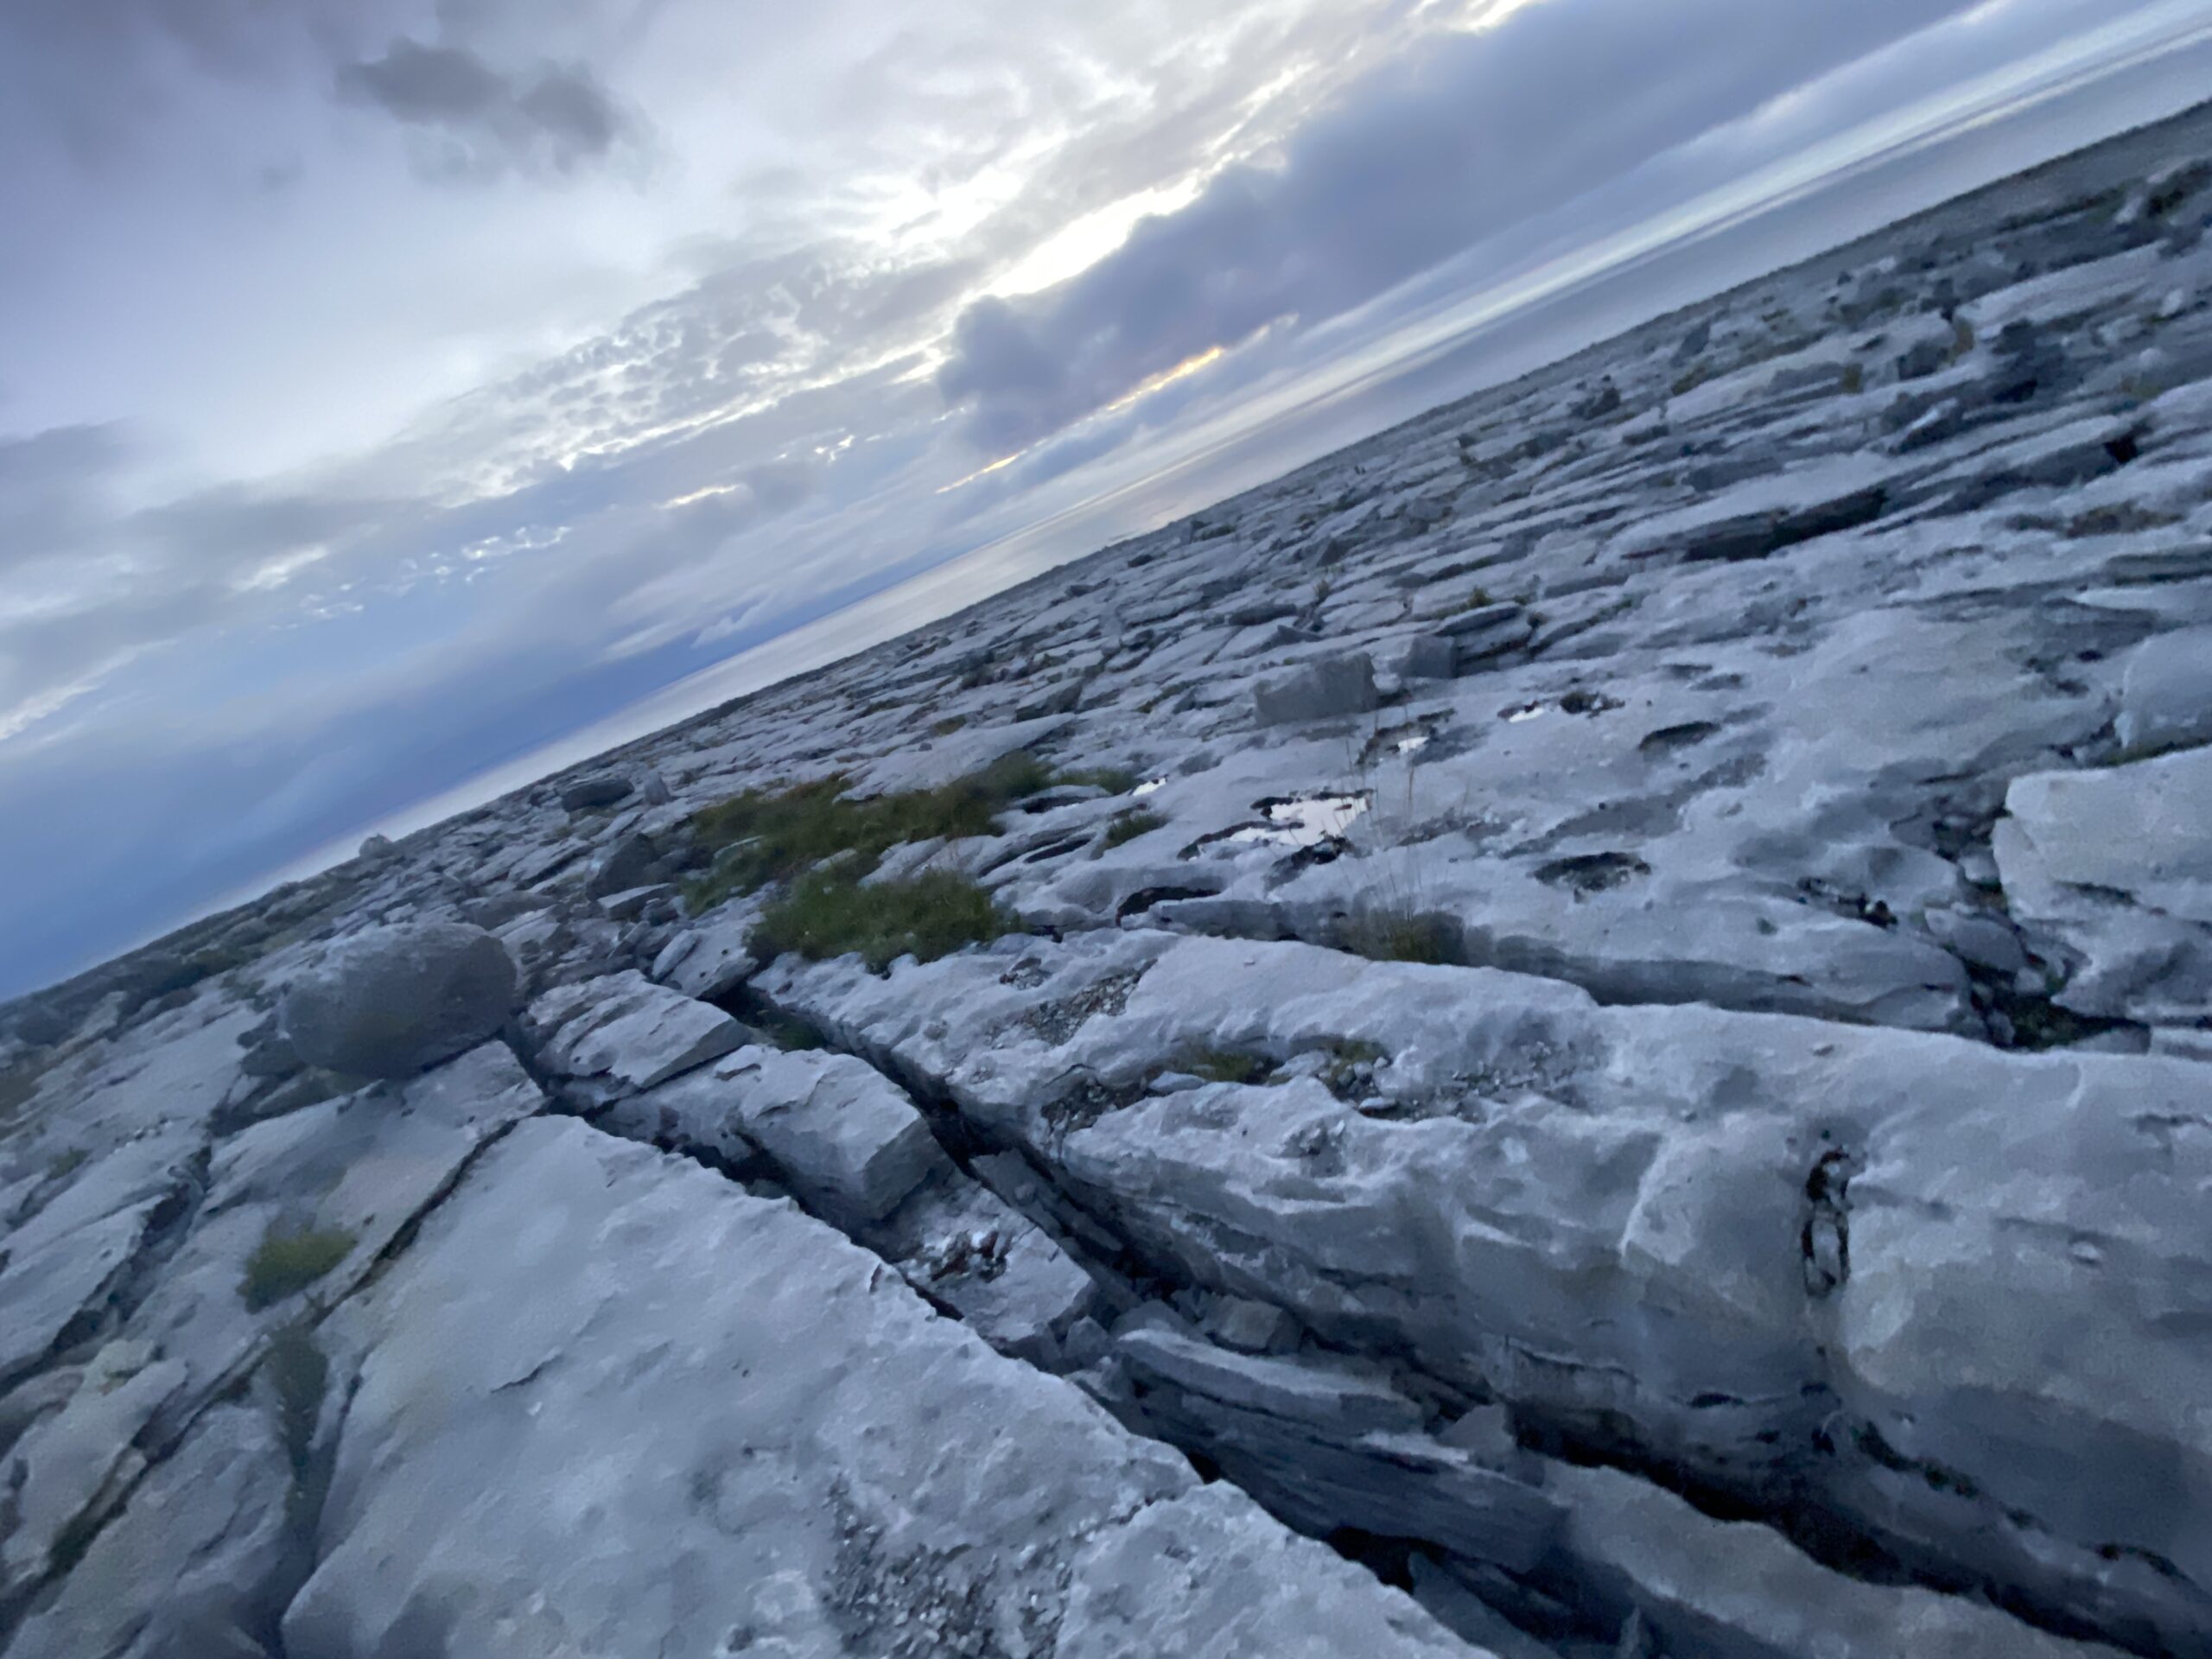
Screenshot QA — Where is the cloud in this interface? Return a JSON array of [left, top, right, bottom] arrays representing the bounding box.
[[335, 36, 638, 177], [935, 0, 1988, 453], [0, 424, 131, 571], [0, 0, 2181, 1001]]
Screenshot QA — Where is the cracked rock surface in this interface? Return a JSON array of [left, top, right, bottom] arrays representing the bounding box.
[[8, 101, 2212, 1657]]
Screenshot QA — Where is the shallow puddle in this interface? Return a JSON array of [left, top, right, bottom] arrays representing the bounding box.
[[1224, 792, 1372, 848]]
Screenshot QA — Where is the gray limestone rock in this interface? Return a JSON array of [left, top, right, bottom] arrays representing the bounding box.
[[1994, 749, 2212, 1020], [759, 932, 2212, 1649], [559, 774, 634, 810], [2116, 625, 2212, 756], [280, 921, 518, 1078], [652, 899, 764, 1000], [283, 1117, 1481, 1659], [0, 1342, 190, 1597], [1544, 1460, 2132, 1659], [1254, 652, 1378, 725], [3, 1403, 294, 1659], [586, 828, 660, 899], [524, 970, 747, 1098], [619, 1045, 947, 1228]]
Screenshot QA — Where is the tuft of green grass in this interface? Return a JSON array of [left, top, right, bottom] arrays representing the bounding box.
[[264, 1321, 327, 1476], [1176, 1046, 1277, 1086], [1102, 809, 1166, 849], [749, 1009, 825, 1052], [753, 869, 1016, 973], [0, 1059, 52, 1125], [929, 714, 969, 737], [1840, 362, 1865, 396], [264, 1321, 333, 1530], [241, 1224, 357, 1313], [1340, 911, 1458, 966], [1670, 359, 1719, 397], [46, 1147, 88, 1182], [683, 752, 1055, 913], [1319, 1039, 1388, 1096], [1061, 766, 1140, 796]]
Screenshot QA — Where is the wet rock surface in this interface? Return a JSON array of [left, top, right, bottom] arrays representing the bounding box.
[[8, 104, 2212, 1656]]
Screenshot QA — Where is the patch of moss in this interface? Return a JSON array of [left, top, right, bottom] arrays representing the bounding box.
[[684, 752, 1054, 913], [1340, 912, 1458, 965], [0, 1058, 52, 1125], [241, 1224, 357, 1313], [929, 715, 969, 737], [1061, 766, 1140, 796], [1670, 359, 1719, 397], [1319, 1039, 1389, 1098], [1176, 1046, 1277, 1086], [753, 870, 1016, 973], [1102, 809, 1166, 849], [264, 1321, 327, 1476]]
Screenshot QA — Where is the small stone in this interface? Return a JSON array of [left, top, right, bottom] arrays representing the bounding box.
[[1925, 908, 2028, 976], [588, 830, 661, 899], [1205, 1296, 1300, 1355], [596, 884, 675, 922], [561, 775, 635, 812]]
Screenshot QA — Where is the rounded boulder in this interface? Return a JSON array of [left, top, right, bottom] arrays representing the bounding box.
[[281, 922, 519, 1078]]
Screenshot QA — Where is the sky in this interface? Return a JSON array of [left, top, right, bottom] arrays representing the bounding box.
[[3, 0, 2210, 996]]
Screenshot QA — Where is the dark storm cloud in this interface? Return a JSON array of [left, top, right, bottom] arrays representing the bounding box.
[[0, 0, 641, 175], [335, 37, 636, 175], [937, 0, 1988, 453]]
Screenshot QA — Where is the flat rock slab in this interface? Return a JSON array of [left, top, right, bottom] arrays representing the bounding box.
[[715, 1045, 948, 1227], [652, 896, 765, 1001], [1254, 652, 1377, 725], [284, 1117, 1489, 1658], [760, 931, 2212, 1649], [612, 1042, 948, 1227], [525, 969, 747, 1097], [124, 1041, 543, 1418], [607, 1046, 1097, 1359], [877, 1173, 1103, 1363], [3, 1402, 294, 1659], [1994, 748, 2212, 1022], [1609, 453, 1897, 563], [1546, 1460, 2133, 1659], [2118, 626, 2212, 753], [1999, 748, 2212, 923]]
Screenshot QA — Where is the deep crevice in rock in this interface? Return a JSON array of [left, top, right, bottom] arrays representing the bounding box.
[[728, 973, 2212, 1659]]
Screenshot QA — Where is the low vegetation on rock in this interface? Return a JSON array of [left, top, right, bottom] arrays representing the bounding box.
[[241, 1224, 358, 1312], [684, 751, 1055, 913], [1103, 809, 1166, 849], [753, 869, 1015, 972]]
